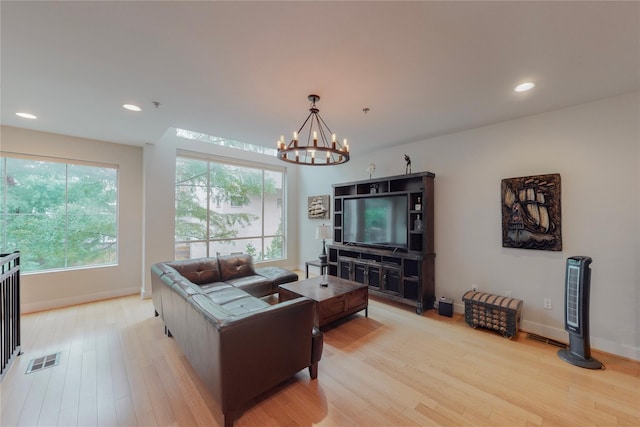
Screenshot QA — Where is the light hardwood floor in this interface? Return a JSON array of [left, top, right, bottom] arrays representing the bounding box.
[[1, 292, 638, 426]]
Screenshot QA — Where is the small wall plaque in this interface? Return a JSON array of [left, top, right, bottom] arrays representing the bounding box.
[[308, 195, 330, 219]]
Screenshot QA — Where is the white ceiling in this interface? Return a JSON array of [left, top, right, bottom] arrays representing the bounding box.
[[1, 1, 638, 155]]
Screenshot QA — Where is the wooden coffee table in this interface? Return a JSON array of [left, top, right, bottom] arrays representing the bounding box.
[[279, 275, 368, 328]]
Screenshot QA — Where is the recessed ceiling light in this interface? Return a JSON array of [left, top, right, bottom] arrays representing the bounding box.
[[123, 104, 142, 112], [514, 82, 535, 92], [16, 112, 37, 119]]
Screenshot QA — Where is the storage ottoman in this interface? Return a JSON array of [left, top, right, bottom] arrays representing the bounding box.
[[462, 291, 523, 339]]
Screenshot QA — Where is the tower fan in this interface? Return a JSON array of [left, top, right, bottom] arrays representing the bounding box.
[[558, 256, 603, 369]]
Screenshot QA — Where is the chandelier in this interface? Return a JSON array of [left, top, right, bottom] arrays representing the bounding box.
[[277, 94, 350, 165]]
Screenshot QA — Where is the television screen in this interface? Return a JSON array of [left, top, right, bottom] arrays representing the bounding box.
[[343, 195, 408, 250]]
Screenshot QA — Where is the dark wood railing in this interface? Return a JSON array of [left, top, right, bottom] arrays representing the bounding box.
[[1, 251, 21, 382]]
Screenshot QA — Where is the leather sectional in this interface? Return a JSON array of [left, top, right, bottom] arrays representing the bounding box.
[[151, 254, 323, 427]]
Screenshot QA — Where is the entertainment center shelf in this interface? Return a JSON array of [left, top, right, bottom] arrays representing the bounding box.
[[329, 171, 435, 314]]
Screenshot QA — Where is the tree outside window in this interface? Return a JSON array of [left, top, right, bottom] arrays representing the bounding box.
[[175, 156, 285, 261], [0, 156, 118, 273]]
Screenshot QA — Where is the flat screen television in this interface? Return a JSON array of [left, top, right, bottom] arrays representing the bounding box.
[[343, 194, 408, 250]]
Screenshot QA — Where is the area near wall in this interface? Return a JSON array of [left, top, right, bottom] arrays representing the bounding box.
[[298, 92, 639, 360]]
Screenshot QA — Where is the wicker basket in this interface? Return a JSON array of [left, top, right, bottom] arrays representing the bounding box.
[[462, 291, 523, 339]]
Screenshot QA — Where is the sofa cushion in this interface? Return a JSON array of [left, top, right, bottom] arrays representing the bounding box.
[[199, 281, 229, 293], [256, 266, 299, 287], [189, 291, 270, 322], [189, 293, 233, 325], [224, 275, 273, 297], [166, 258, 221, 285], [205, 284, 251, 305], [218, 254, 256, 281], [220, 295, 270, 316]]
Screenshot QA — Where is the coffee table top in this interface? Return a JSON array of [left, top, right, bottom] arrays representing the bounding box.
[[279, 275, 367, 303]]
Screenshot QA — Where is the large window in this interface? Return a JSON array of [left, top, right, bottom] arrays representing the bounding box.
[[0, 155, 118, 273], [175, 155, 285, 261]]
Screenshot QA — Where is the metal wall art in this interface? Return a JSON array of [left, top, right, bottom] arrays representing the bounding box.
[[501, 173, 562, 251]]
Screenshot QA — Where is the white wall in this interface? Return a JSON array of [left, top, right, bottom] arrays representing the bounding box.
[[1, 126, 144, 312], [298, 92, 639, 360], [296, 162, 353, 267]]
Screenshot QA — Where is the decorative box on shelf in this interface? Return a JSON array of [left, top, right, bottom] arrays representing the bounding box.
[[462, 291, 523, 339]]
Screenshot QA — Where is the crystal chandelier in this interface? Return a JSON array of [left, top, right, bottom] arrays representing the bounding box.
[[277, 94, 350, 165]]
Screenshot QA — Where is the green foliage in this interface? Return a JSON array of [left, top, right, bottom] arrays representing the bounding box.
[[175, 158, 284, 262], [1, 158, 117, 272], [175, 158, 261, 241], [264, 221, 284, 260], [244, 242, 257, 258]]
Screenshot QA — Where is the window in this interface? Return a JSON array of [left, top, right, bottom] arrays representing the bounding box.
[[175, 155, 285, 261], [175, 128, 277, 157], [0, 155, 118, 273]]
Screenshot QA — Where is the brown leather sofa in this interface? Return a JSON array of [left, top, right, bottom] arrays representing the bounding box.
[[150, 254, 323, 427], [151, 254, 300, 320]]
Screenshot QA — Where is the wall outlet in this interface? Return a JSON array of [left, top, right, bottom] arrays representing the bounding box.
[[471, 284, 478, 292], [505, 290, 512, 298], [544, 298, 552, 310]]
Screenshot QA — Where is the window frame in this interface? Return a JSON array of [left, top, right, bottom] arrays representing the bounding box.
[[0, 152, 119, 274], [174, 151, 287, 262]]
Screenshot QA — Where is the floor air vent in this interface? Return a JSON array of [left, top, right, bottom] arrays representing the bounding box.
[[526, 333, 568, 349], [26, 352, 61, 374]]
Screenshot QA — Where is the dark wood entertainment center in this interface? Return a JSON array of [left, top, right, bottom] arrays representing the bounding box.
[[327, 171, 435, 314]]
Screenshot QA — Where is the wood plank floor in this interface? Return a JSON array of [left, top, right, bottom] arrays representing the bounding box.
[[2, 293, 638, 426]]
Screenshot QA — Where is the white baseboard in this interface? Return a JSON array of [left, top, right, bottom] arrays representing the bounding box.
[[453, 302, 639, 361], [21, 287, 141, 314], [521, 319, 640, 361], [520, 319, 567, 343]]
